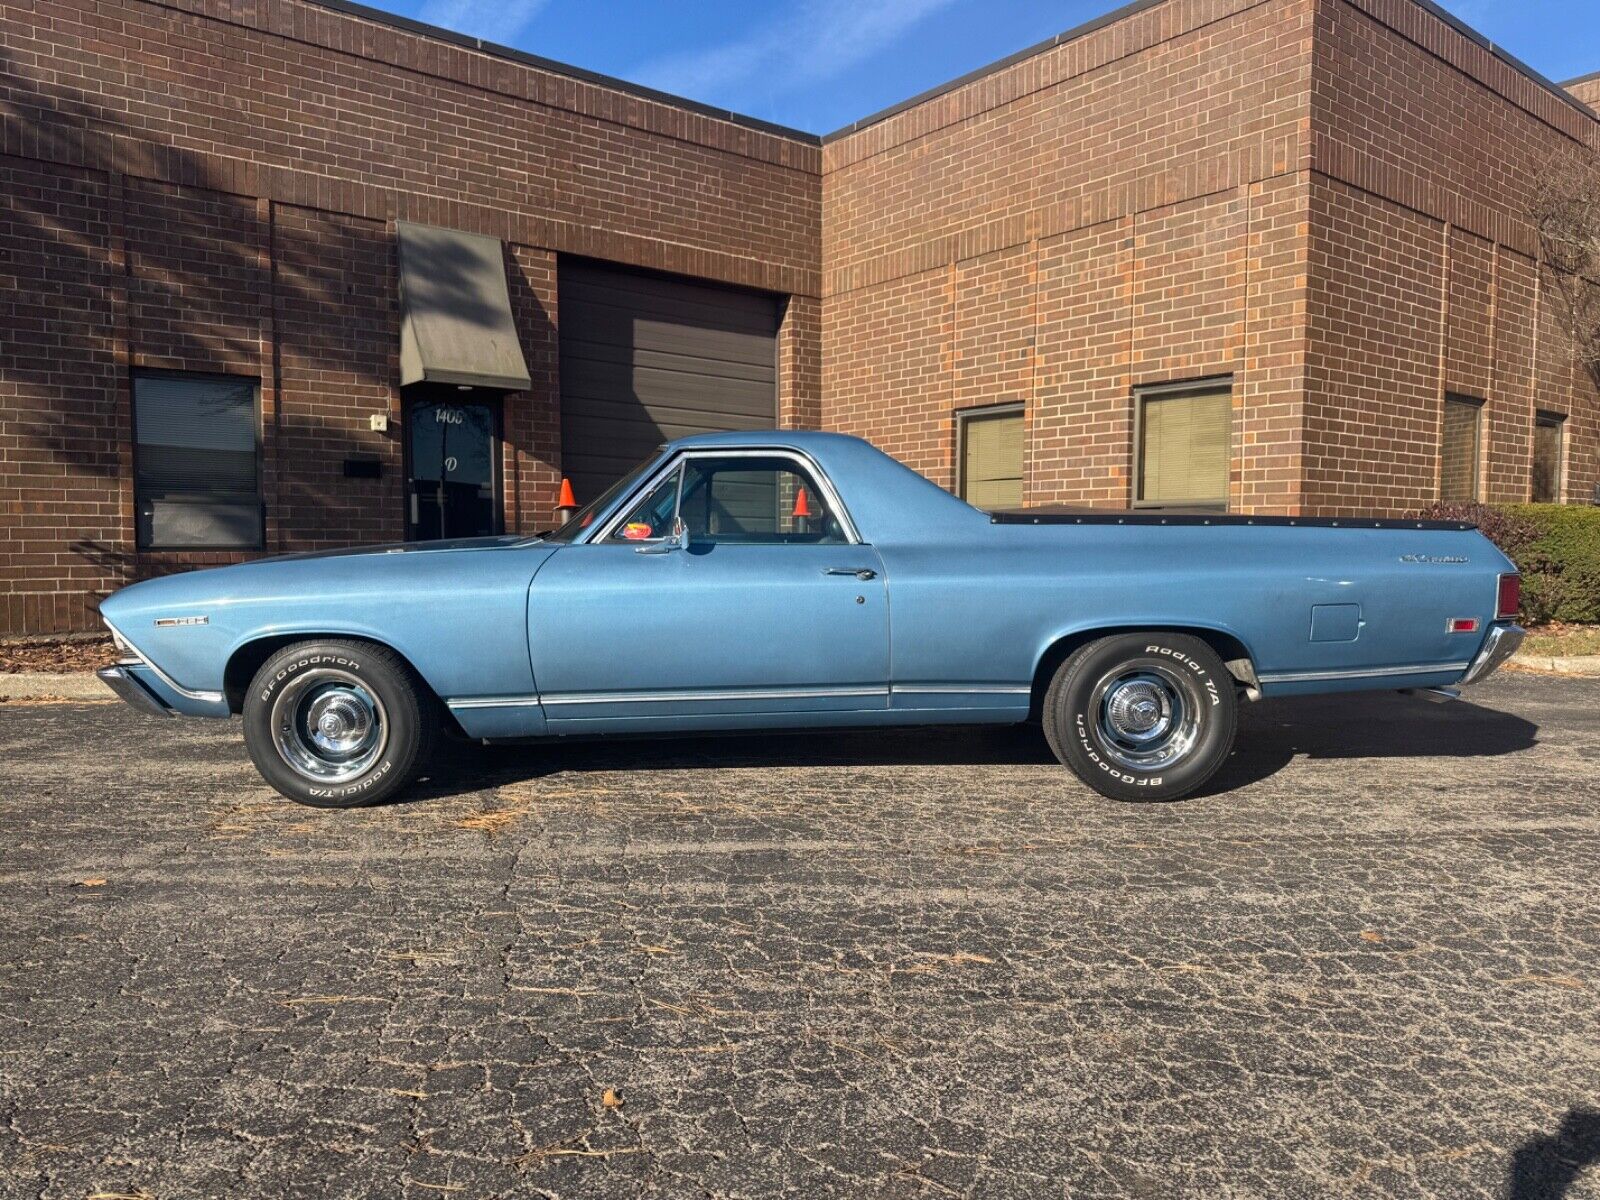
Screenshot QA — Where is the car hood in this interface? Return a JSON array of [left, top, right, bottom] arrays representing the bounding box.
[[258, 534, 540, 562]]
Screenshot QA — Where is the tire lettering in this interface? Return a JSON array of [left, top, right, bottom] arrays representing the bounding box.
[[259, 654, 363, 703], [1144, 645, 1222, 707], [1074, 713, 1162, 787]]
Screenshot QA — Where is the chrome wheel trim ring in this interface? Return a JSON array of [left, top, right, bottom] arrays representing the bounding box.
[[1090, 665, 1199, 772], [270, 668, 388, 784]]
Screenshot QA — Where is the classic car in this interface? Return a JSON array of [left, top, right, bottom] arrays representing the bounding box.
[[96, 431, 1525, 807]]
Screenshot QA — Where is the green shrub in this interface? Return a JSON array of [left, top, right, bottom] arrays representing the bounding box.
[[1414, 502, 1600, 624], [1502, 504, 1600, 625]]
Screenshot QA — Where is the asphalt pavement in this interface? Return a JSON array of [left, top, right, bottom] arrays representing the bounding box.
[[0, 673, 1596, 1199]]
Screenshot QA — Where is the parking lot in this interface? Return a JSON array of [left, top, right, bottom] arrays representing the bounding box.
[[1, 673, 1597, 1199]]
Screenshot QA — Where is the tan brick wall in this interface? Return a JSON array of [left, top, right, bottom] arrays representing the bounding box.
[[1568, 77, 1600, 109]]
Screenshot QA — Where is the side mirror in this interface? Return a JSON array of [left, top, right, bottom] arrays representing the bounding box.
[[636, 517, 689, 555]]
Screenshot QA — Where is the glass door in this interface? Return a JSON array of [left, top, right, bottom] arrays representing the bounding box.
[[405, 394, 499, 540]]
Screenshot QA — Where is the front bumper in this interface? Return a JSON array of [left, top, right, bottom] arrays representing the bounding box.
[[1461, 623, 1525, 686], [97, 665, 175, 717]]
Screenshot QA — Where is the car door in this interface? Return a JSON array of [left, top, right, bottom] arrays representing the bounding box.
[[528, 451, 889, 731]]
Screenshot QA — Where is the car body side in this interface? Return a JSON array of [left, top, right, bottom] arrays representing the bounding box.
[[97, 432, 1517, 736]]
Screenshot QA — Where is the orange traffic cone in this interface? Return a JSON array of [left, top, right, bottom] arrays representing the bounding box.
[[792, 487, 812, 519], [556, 477, 578, 523]]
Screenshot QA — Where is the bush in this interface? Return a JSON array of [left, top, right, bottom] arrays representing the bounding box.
[[1504, 504, 1600, 625], [1417, 502, 1600, 624]]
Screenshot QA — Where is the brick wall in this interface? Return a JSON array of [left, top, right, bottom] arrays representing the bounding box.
[[1306, 0, 1600, 514], [5, 0, 1600, 637], [0, 0, 820, 633], [821, 0, 1317, 511], [822, 0, 1599, 519], [1568, 76, 1600, 109]]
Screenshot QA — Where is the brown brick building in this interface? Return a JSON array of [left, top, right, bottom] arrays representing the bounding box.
[[2, 0, 1597, 634]]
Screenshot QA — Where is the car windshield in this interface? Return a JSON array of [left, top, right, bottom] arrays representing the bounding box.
[[536, 453, 661, 543]]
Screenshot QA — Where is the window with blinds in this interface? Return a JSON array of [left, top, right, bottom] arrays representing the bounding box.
[[1533, 411, 1565, 504], [133, 371, 263, 550], [1440, 395, 1483, 504], [1135, 382, 1233, 509], [958, 406, 1024, 511]]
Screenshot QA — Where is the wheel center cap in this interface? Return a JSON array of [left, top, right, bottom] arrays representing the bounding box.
[[1107, 680, 1170, 739], [307, 691, 371, 753]]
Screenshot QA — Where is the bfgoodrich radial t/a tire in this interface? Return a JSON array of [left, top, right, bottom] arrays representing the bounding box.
[[243, 639, 436, 808], [1044, 632, 1237, 802]]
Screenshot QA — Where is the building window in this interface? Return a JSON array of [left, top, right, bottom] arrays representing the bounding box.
[[133, 370, 263, 550], [1533, 411, 1566, 504], [1440, 394, 1483, 503], [957, 405, 1024, 510], [1135, 379, 1233, 510]]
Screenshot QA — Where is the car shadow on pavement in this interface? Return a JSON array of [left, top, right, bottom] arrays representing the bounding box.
[[1193, 689, 1541, 798], [1507, 1107, 1600, 1200], [406, 690, 1538, 803]]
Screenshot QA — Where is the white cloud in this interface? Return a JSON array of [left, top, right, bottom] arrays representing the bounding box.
[[417, 0, 550, 45], [634, 0, 961, 106]]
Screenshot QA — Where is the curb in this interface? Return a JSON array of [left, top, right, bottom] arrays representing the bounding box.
[[1508, 654, 1600, 677], [0, 673, 116, 701]]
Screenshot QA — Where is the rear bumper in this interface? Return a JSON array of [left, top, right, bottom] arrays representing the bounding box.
[[1461, 624, 1525, 686], [97, 665, 175, 717]]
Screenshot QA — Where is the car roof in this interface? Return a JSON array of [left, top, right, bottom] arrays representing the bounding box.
[[663, 429, 869, 453]]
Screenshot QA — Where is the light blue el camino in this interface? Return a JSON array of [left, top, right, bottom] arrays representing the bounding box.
[[97, 431, 1525, 807]]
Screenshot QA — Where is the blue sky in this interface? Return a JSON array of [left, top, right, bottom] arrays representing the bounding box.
[[380, 0, 1600, 133]]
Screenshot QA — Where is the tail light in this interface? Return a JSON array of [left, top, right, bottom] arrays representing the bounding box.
[[1496, 574, 1521, 621]]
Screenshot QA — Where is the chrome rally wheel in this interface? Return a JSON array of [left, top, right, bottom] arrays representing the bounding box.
[[1044, 632, 1237, 802], [1091, 667, 1200, 774], [243, 639, 435, 808], [271, 669, 389, 785]]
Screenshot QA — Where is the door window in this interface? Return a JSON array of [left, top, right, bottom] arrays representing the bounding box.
[[605, 456, 848, 545]]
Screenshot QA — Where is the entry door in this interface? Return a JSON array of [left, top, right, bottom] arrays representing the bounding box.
[[406, 397, 499, 540]]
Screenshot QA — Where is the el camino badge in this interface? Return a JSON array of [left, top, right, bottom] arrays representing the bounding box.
[[1400, 554, 1469, 565], [154, 615, 210, 627]]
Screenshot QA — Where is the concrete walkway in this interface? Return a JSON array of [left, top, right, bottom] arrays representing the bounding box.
[[0, 673, 116, 701]]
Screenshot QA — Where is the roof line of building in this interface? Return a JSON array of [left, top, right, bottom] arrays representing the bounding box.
[[305, 0, 1592, 151], [820, 0, 1597, 144], [303, 0, 823, 145]]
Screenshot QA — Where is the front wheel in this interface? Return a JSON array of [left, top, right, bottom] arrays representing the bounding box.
[[242, 639, 436, 808], [1043, 633, 1237, 802]]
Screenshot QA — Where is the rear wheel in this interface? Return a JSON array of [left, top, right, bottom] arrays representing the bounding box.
[[242, 639, 435, 808], [1044, 632, 1237, 802]]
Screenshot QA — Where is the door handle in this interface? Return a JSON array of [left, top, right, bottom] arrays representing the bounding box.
[[824, 567, 877, 581]]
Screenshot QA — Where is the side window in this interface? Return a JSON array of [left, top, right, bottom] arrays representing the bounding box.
[[605, 455, 849, 545], [678, 457, 847, 545]]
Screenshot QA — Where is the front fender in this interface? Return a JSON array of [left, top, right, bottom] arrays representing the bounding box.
[[97, 543, 554, 710]]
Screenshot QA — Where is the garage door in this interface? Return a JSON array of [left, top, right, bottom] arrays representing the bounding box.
[[558, 260, 780, 504]]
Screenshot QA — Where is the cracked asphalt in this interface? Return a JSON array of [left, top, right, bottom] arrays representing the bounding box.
[[0, 672, 1597, 1199]]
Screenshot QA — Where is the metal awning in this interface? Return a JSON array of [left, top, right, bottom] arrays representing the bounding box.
[[397, 221, 532, 391]]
